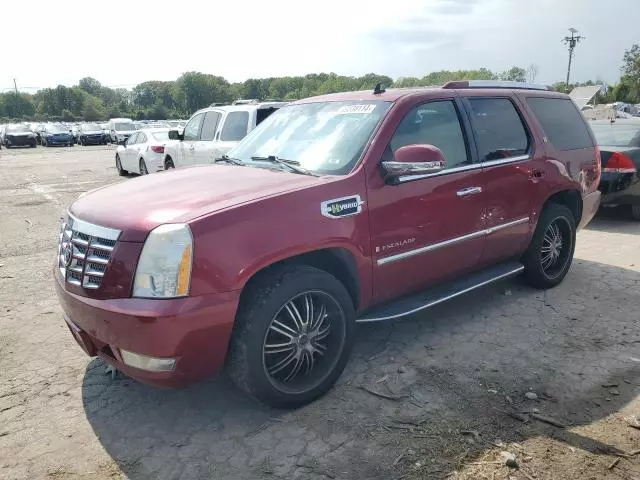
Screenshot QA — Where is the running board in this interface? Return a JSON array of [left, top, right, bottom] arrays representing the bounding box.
[[356, 262, 524, 323]]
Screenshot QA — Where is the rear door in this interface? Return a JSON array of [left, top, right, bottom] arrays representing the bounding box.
[[216, 110, 250, 155], [194, 110, 222, 164], [178, 113, 204, 166], [461, 95, 537, 267], [369, 98, 487, 303]]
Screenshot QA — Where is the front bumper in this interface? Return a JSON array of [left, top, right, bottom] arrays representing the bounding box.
[[47, 137, 73, 145], [5, 136, 36, 146], [578, 190, 601, 230], [599, 172, 640, 206], [54, 271, 240, 387], [81, 135, 105, 145]]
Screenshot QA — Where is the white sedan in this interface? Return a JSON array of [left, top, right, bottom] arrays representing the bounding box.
[[114, 128, 177, 176]]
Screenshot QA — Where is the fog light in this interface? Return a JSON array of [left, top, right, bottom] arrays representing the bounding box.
[[120, 349, 176, 372]]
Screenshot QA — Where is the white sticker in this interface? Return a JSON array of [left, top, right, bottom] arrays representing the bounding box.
[[336, 104, 376, 115]]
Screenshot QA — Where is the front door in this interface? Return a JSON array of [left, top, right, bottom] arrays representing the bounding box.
[[195, 110, 222, 164], [461, 95, 537, 267], [368, 99, 487, 303], [180, 112, 204, 166]]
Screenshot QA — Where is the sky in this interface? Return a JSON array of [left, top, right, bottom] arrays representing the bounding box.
[[1, 0, 638, 93]]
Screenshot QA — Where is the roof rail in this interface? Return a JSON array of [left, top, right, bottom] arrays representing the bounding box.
[[442, 80, 551, 91]]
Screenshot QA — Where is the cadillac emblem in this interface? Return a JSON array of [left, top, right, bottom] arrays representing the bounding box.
[[63, 243, 73, 267]]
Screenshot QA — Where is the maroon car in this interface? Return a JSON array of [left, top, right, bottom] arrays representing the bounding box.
[[54, 81, 601, 407]]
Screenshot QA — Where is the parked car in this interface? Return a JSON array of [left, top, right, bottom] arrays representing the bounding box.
[[108, 118, 136, 144], [163, 102, 286, 169], [78, 123, 108, 145], [54, 81, 600, 408], [590, 119, 640, 220], [41, 124, 74, 147], [3, 124, 37, 148], [100, 123, 111, 143], [115, 128, 175, 175]]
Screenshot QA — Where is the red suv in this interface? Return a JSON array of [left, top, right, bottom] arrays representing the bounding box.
[[54, 81, 601, 408]]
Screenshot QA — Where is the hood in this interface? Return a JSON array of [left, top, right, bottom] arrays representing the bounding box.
[[7, 132, 33, 136], [70, 165, 329, 242], [115, 130, 135, 135], [48, 132, 71, 136], [83, 130, 104, 135]]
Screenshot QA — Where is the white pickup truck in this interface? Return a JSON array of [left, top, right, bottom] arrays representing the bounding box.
[[164, 101, 286, 169]]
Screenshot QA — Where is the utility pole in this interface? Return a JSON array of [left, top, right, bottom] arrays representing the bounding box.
[[13, 78, 18, 94], [562, 28, 583, 92]]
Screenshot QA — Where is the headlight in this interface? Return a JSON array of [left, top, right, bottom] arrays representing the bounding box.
[[133, 224, 193, 298]]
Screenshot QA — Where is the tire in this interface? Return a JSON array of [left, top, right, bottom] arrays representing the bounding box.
[[30, 142, 36, 148], [69, 142, 74, 147], [632, 205, 640, 221], [164, 156, 175, 169], [228, 265, 355, 409], [522, 203, 576, 289], [115, 154, 128, 176], [139, 159, 148, 175]]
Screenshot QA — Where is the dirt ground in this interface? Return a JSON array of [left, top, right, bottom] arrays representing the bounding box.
[[1, 145, 640, 480]]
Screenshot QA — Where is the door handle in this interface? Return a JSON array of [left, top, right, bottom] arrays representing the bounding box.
[[456, 186, 483, 197]]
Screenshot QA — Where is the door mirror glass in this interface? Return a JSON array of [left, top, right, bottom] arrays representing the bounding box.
[[381, 144, 446, 184], [168, 130, 182, 141]]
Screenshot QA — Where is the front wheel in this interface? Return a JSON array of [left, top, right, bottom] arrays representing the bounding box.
[[164, 156, 175, 169], [115, 154, 128, 176], [228, 265, 355, 408], [522, 203, 576, 289], [139, 159, 148, 175]]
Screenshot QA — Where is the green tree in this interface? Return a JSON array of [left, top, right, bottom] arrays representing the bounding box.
[[61, 109, 76, 121], [1, 92, 36, 117], [83, 96, 105, 121], [499, 67, 527, 82], [176, 72, 233, 112], [78, 77, 102, 97]]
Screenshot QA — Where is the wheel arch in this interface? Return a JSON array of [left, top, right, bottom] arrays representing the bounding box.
[[238, 247, 361, 311], [543, 189, 583, 224]]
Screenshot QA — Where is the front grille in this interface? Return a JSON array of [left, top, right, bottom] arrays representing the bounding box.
[[58, 214, 121, 290]]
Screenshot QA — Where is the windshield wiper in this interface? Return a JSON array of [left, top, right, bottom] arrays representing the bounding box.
[[250, 155, 317, 176], [214, 154, 245, 166]]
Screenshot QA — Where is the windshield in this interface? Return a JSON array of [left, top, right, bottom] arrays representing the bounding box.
[[82, 124, 101, 131], [115, 122, 134, 131], [151, 131, 170, 141], [591, 124, 640, 147], [228, 101, 391, 175], [48, 125, 69, 134], [7, 125, 31, 133]]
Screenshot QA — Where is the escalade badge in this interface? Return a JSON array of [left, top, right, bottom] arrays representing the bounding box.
[[321, 195, 365, 219], [63, 243, 73, 267]]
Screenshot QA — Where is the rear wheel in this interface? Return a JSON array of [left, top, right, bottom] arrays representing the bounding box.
[[115, 154, 128, 176], [632, 205, 640, 221], [228, 265, 355, 408], [522, 203, 576, 289], [139, 159, 148, 175]]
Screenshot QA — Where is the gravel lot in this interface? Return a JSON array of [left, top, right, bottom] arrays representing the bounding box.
[[1, 146, 640, 480]]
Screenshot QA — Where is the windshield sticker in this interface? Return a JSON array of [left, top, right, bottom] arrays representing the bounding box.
[[336, 104, 376, 115], [321, 195, 365, 219]]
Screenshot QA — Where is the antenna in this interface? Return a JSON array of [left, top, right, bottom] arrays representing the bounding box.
[[562, 28, 584, 92], [373, 82, 386, 95]]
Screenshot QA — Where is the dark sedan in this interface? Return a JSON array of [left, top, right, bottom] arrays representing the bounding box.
[[591, 119, 640, 220], [41, 124, 74, 147], [3, 124, 37, 148], [78, 123, 107, 145]]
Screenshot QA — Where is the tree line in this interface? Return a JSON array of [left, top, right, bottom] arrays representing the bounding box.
[[1, 44, 638, 123]]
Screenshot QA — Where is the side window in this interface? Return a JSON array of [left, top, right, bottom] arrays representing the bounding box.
[[138, 133, 147, 144], [526, 97, 593, 151], [126, 133, 138, 145], [183, 113, 204, 141], [200, 111, 221, 141], [221, 111, 250, 142], [467, 98, 529, 161], [390, 100, 469, 168]]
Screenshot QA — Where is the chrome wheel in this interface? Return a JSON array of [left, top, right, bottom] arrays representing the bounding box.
[[540, 217, 571, 278], [263, 291, 345, 394]]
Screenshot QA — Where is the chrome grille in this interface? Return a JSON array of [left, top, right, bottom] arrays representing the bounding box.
[[58, 213, 121, 289]]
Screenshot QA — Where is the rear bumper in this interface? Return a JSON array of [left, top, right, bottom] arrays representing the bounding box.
[[578, 190, 601, 230], [54, 270, 240, 387], [600, 172, 640, 206]]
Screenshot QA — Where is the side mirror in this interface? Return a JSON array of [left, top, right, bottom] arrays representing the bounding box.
[[168, 129, 183, 141], [381, 144, 446, 184]]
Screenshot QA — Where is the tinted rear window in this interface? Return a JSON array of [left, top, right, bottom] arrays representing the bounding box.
[[526, 97, 593, 151], [221, 111, 249, 141], [151, 131, 170, 141]]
